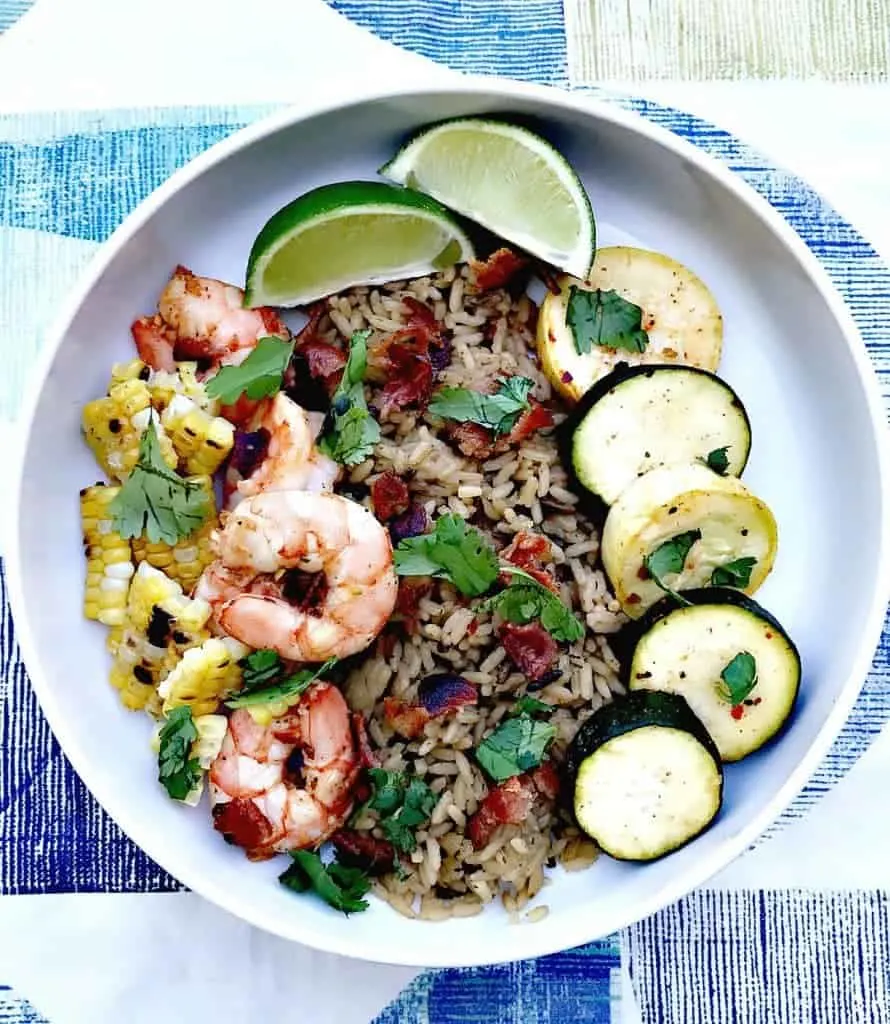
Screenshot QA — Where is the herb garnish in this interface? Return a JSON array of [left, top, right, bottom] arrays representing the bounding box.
[[565, 286, 649, 355], [702, 446, 730, 476], [481, 565, 584, 643], [157, 706, 202, 801], [393, 513, 499, 597], [710, 556, 756, 589], [429, 376, 534, 437], [510, 695, 554, 717], [205, 336, 293, 405], [317, 329, 380, 466], [363, 769, 436, 853], [226, 655, 336, 708], [110, 420, 211, 544], [475, 714, 556, 782], [279, 850, 371, 915], [643, 530, 701, 605], [719, 651, 758, 707]]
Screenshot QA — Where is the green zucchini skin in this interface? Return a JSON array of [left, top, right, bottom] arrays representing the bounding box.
[[612, 587, 799, 685], [559, 362, 751, 512], [569, 688, 721, 864]]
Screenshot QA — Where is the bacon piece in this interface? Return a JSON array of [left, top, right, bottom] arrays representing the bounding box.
[[219, 392, 262, 427], [467, 763, 559, 850], [352, 713, 379, 769], [500, 621, 559, 681], [212, 798, 277, 860], [470, 248, 529, 293], [501, 531, 559, 594], [402, 296, 439, 331], [447, 399, 554, 460], [299, 340, 347, 389], [377, 332, 434, 417], [384, 675, 477, 739], [394, 578, 432, 634], [371, 471, 411, 521], [331, 829, 396, 875]]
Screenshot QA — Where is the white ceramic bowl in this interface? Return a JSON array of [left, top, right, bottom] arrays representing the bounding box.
[[8, 77, 890, 967]]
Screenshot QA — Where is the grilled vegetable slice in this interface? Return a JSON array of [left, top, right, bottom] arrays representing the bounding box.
[[566, 691, 722, 861], [601, 462, 777, 617], [537, 247, 723, 403], [568, 365, 750, 506], [624, 589, 800, 762]]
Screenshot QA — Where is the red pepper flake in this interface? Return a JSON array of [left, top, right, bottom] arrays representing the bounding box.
[[626, 593, 642, 605], [466, 618, 479, 637], [560, 371, 573, 383], [730, 705, 745, 720], [765, 632, 773, 639]]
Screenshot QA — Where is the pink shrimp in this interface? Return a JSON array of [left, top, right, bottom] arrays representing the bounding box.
[[223, 393, 340, 509], [131, 265, 288, 374], [210, 683, 359, 859]]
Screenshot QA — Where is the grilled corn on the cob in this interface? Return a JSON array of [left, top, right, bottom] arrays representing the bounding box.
[[131, 475, 218, 590], [148, 362, 215, 412], [159, 636, 248, 716], [161, 395, 234, 476], [81, 484, 135, 626], [82, 379, 177, 482]]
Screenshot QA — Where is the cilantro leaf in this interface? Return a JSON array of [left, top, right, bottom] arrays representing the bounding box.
[[365, 769, 435, 853], [205, 336, 293, 405], [643, 530, 701, 605], [394, 514, 499, 597], [157, 706, 202, 801], [702, 446, 730, 476], [710, 556, 756, 588], [317, 329, 380, 466], [279, 850, 371, 914], [429, 376, 534, 437], [226, 657, 336, 708], [511, 695, 554, 717], [719, 651, 758, 707], [481, 565, 584, 643], [238, 649, 283, 691], [565, 287, 649, 355], [475, 714, 556, 782], [110, 420, 211, 545]]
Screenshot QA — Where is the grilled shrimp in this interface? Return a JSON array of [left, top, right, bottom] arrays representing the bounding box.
[[131, 265, 288, 373], [224, 393, 340, 509], [195, 491, 398, 661], [210, 683, 359, 858]]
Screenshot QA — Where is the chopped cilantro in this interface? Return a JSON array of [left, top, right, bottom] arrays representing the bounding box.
[[565, 287, 649, 355], [719, 651, 758, 707], [393, 513, 499, 597], [475, 714, 556, 782], [482, 565, 584, 643], [317, 329, 380, 466], [226, 657, 336, 708], [279, 850, 371, 915], [365, 769, 436, 853], [205, 336, 293, 405], [429, 376, 534, 437], [702, 445, 730, 476], [157, 706, 202, 801], [710, 556, 756, 589]]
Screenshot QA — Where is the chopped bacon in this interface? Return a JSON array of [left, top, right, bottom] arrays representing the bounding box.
[[371, 471, 411, 521], [401, 296, 439, 331], [212, 798, 277, 860], [299, 340, 347, 389], [376, 629, 398, 660], [383, 673, 477, 739], [501, 531, 559, 594], [383, 696, 431, 740], [352, 713, 379, 769], [393, 578, 432, 634], [377, 331, 434, 417], [470, 248, 529, 293], [467, 763, 560, 850], [447, 398, 554, 460], [331, 829, 396, 875], [500, 621, 559, 681]]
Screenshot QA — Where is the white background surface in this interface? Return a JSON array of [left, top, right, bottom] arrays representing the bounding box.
[[0, 1, 888, 1020]]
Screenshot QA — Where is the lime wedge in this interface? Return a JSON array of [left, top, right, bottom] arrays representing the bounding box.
[[245, 181, 475, 307], [380, 118, 595, 278]]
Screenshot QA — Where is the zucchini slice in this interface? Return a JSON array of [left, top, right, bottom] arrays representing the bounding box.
[[601, 462, 778, 618], [537, 246, 723, 403], [569, 364, 751, 506], [625, 589, 801, 762], [566, 691, 723, 861]]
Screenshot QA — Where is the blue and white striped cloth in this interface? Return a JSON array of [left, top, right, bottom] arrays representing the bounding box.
[[1, 2, 889, 1022]]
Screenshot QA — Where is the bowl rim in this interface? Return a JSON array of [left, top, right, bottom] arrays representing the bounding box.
[[7, 74, 890, 967]]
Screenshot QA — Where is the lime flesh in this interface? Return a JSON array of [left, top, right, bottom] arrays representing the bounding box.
[[381, 118, 595, 278], [245, 180, 475, 308]]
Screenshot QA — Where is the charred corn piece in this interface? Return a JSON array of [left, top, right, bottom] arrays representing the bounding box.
[[82, 379, 177, 482], [161, 395, 234, 476], [107, 563, 212, 713], [148, 362, 217, 413], [110, 359, 150, 386], [81, 484, 135, 625], [159, 636, 249, 716], [131, 476, 218, 590]]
